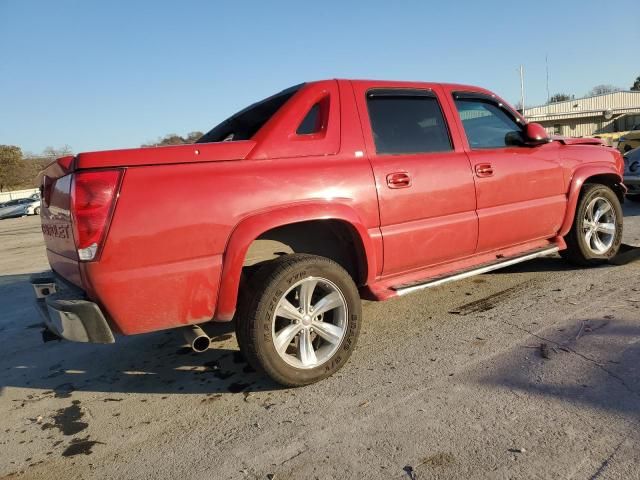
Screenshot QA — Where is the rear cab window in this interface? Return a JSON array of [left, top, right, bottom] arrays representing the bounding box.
[[197, 84, 304, 144], [366, 89, 452, 155]]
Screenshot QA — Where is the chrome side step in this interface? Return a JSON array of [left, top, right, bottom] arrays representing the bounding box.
[[394, 246, 559, 296]]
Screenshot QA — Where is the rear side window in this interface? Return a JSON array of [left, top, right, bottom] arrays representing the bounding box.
[[297, 103, 321, 134], [366, 91, 452, 155], [454, 97, 523, 149]]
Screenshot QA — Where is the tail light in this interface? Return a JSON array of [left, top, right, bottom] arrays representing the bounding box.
[[71, 169, 123, 261]]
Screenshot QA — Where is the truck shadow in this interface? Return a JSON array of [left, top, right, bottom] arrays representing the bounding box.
[[495, 242, 640, 275], [0, 274, 284, 397], [495, 255, 578, 274], [2, 247, 639, 401], [474, 319, 640, 418], [622, 201, 640, 218]]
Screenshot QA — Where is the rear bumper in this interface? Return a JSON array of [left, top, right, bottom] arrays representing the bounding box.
[[30, 272, 115, 344]]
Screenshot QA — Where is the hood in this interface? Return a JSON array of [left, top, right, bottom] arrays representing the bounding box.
[[550, 136, 605, 146]]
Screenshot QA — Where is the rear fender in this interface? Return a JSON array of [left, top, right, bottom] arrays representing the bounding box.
[[558, 164, 624, 237], [214, 202, 377, 321]]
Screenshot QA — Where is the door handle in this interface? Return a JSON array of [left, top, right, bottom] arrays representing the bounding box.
[[386, 172, 412, 189], [475, 163, 494, 177]]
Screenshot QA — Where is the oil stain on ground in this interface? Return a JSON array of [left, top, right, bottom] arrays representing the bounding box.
[[61, 437, 105, 457], [41, 400, 88, 436]]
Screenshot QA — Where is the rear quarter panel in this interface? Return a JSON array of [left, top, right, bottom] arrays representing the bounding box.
[[85, 154, 378, 335]]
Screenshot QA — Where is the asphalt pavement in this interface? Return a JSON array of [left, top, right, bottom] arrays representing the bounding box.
[[1, 204, 640, 480]]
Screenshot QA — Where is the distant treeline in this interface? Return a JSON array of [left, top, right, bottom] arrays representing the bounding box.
[[142, 131, 203, 147], [0, 131, 204, 192], [0, 145, 72, 192]]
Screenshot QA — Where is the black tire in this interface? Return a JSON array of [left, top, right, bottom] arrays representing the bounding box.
[[561, 183, 623, 266], [235, 253, 361, 386], [626, 194, 640, 203], [34, 207, 41, 215]]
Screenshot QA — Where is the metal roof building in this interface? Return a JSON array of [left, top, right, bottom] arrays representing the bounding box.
[[523, 91, 640, 138]]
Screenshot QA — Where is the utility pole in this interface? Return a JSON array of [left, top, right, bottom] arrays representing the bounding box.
[[519, 65, 526, 118], [545, 54, 550, 103]]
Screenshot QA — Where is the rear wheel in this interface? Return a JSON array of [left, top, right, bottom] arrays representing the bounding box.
[[561, 184, 623, 266], [236, 254, 361, 386], [34, 207, 41, 215]]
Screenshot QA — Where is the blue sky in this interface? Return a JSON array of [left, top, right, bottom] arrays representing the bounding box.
[[1, 0, 637, 154]]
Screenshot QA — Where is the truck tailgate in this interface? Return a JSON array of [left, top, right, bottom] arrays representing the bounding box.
[[39, 157, 82, 286]]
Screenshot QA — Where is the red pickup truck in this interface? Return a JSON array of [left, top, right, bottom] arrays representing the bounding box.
[[33, 79, 625, 386]]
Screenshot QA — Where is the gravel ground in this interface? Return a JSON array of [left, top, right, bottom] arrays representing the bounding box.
[[1, 203, 640, 480]]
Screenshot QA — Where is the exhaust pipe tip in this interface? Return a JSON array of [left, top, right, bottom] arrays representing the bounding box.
[[183, 325, 211, 353], [192, 335, 211, 353]]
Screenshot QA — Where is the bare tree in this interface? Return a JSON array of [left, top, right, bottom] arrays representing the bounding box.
[[588, 85, 622, 96], [184, 131, 203, 143], [42, 145, 73, 160]]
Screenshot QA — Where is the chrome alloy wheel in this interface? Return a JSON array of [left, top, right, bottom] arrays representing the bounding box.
[[582, 196, 617, 254], [271, 276, 348, 369]]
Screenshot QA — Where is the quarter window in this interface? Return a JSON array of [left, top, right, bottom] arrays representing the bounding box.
[[367, 92, 452, 155], [454, 98, 523, 149], [297, 103, 321, 135]]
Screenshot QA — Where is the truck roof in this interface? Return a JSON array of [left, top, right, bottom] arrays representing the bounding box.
[[316, 78, 492, 95]]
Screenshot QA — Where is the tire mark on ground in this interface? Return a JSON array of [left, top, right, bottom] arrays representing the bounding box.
[[448, 280, 537, 315]]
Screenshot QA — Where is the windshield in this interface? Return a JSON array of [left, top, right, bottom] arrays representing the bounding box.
[[197, 84, 304, 144]]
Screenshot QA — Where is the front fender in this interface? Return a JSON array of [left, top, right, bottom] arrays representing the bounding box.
[[214, 202, 378, 321], [558, 164, 623, 237]]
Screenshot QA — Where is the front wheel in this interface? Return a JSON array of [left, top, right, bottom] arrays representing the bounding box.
[[236, 254, 361, 386], [561, 184, 623, 266]]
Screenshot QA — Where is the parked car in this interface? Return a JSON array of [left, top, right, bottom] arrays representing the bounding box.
[[0, 197, 41, 219], [32, 79, 626, 386], [618, 124, 640, 153], [623, 147, 640, 202]]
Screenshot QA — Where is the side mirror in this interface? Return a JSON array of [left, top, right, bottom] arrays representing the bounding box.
[[524, 123, 550, 146]]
